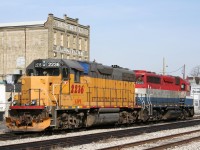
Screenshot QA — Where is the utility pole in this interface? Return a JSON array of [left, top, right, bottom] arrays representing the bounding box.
[[183, 64, 186, 79], [163, 57, 165, 75]]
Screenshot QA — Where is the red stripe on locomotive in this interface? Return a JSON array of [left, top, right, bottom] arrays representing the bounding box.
[[10, 106, 45, 109], [134, 70, 190, 92]]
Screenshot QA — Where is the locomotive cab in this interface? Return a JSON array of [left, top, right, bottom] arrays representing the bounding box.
[[6, 59, 74, 131]]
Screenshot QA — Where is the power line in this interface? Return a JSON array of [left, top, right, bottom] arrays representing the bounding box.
[[158, 65, 184, 74], [165, 65, 184, 74]]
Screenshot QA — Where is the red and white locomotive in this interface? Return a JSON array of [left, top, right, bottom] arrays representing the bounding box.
[[134, 70, 194, 121]]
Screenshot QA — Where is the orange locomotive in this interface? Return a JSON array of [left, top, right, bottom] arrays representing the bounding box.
[[6, 59, 139, 132]]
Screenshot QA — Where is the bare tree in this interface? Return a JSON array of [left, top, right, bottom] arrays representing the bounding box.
[[190, 65, 200, 77]]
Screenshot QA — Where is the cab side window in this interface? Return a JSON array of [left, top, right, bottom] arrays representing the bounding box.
[[136, 77, 144, 84], [74, 70, 80, 83], [62, 68, 68, 80]]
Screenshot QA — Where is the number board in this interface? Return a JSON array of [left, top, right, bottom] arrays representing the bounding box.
[[34, 62, 60, 68], [47, 62, 60, 67], [34, 62, 43, 68]]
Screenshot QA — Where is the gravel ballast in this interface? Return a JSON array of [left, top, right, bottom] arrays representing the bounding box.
[[1, 120, 200, 149]]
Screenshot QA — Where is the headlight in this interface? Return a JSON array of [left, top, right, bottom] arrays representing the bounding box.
[[31, 100, 37, 105], [13, 100, 18, 106]]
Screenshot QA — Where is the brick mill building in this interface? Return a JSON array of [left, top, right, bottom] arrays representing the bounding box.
[[0, 13, 90, 81]]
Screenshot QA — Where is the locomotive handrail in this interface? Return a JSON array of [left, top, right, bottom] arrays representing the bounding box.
[[136, 93, 146, 109], [25, 88, 53, 110], [40, 88, 53, 111], [27, 89, 41, 106], [52, 83, 61, 107]]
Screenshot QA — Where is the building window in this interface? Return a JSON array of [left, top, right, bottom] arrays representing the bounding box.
[[84, 39, 88, 51], [61, 54, 64, 59], [67, 35, 70, 48], [54, 32, 57, 45], [67, 55, 70, 59], [61, 33, 64, 46], [53, 52, 57, 57], [79, 38, 82, 50], [73, 36, 76, 49]]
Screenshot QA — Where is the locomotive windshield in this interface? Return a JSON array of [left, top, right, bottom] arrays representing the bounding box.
[[36, 68, 60, 76], [136, 75, 144, 84], [27, 68, 60, 76]]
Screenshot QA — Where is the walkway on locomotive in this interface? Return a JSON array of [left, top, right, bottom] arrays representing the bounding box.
[[134, 70, 193, 108], [21, 59, 136, 109]]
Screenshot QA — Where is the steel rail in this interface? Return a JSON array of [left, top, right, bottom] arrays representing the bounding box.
[[100, 129, 200, 150], [1, 119, 200, 150], [146, 136, 200, 150]]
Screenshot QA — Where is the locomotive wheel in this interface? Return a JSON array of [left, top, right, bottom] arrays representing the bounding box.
[[139, 109, 149, 122], [152, 110, 159, 121], [119, 111, 129, 124], [58, 112, 85, 129], [180, 110, 187, 120], [156, 110, 163, 121]]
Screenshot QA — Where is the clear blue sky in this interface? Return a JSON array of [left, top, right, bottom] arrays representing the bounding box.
[[0, 0, 200, 77]]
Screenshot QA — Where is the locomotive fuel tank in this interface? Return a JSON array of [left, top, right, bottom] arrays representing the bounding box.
[[162, 110, 182, 120], [86, 108, 120, 126]]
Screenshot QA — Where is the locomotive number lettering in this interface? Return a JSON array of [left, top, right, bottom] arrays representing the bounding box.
[[47, 62, 60, 67], [35, 62, 42, 67], [71, 85, 84, 94], [75, 99, 82, 104]]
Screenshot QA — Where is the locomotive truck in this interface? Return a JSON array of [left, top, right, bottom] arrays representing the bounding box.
[[6, 59, 194, 132]]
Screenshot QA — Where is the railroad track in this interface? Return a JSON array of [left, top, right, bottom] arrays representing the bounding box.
[[0, 118, 197, 141], [0, 133, 18, 141], [101, 129, 200, 150], [1, 119, 200, 150], [0, 132, 53, 141]]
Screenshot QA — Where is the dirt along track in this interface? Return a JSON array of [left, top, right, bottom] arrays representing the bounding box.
[[1, 119, 200, 150]]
